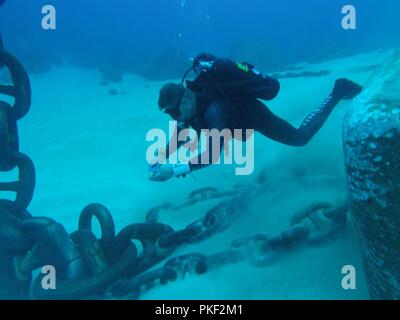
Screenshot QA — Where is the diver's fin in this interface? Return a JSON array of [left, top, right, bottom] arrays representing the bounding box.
[[333, 78, 363, 100]]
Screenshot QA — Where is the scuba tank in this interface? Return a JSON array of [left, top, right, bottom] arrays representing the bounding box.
[[187, 53, 280, 101]]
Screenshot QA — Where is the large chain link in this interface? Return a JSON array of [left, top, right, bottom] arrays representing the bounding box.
[[0, 49, 190, 299], [0, 50, 35, 216], [107, 200, 349, 299], [153, 186, 254, 248], [30, 203, 177, 299], [0, 48, 35, 299]]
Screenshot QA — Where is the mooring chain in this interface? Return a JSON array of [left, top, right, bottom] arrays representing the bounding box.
[[0, 49, 37, 299], [0, 50, 35, 216], [144, 187, 238, 224], [28, 203, 180, 300], [0, 51, 162, 299], [111, 200, 349, 300], [147, 184, 256, 251], [108, 251, 240, 299], [230, 199, 350, 267], [157, 192, 248, 249], [107, 189, 257, 299]]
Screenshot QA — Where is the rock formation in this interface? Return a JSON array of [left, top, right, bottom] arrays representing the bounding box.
[[343, 50, 400, 299]]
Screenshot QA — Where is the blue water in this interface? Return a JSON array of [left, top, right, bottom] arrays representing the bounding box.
[[1, 0, 399, 69], [0, 0, 398, 300]]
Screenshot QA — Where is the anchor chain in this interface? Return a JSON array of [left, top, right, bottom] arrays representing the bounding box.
[[231, 199, 349, 267], [0, 50, 35, 216], [0, 49, 177, 299], [155, 186, 253, 248], [145, 187, 239, 223], [0, 48, 35, 299], [31, 204, 176, 299], [108, 200, 349, 299]]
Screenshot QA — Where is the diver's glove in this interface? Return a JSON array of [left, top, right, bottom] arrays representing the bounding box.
[[149, 163, 191, 182], [331, 78, 362, 100]]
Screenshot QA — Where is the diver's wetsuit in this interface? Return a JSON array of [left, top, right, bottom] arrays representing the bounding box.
[[168, 58, 343, 172]]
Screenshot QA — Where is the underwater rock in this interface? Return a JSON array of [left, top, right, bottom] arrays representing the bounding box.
[[343, 50, 400, 299]]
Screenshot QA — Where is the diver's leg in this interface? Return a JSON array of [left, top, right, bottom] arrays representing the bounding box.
[[244, 100, 309, 146], [249, 95, 340, 146], [246, 79, 362, 146]]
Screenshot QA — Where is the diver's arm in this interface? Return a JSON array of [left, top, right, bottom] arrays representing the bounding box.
[[150, 121, 188, 182], [150, 103, 228, 181], [159, 121, 187, 163], [188, 101, 228, 172]]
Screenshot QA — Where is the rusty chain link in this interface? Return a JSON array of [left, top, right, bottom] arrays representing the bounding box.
[[0, 48, 36, 299], [0, 50, 35, 216], [154, 186, 253, 249], [108, 200, 349, 299], [0, 49, 176, 299]]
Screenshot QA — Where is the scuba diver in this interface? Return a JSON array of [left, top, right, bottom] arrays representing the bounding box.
[[150, 53, 362, 182]]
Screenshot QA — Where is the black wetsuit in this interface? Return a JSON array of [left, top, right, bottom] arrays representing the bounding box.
[[169, 58, 341, 172]]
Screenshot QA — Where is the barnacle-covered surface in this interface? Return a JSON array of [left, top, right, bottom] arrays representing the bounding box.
[[343, 50, 400, 299]]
